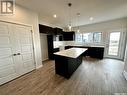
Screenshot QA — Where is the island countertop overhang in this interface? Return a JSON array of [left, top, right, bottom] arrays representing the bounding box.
[[54, 48, 87, 58]]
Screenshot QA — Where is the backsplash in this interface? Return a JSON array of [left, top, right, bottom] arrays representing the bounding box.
[[53, 41, 66, 48], [53, 41, 105, 49]]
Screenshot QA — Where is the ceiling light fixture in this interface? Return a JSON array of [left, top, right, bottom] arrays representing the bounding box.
[[53, 14, 57, 18], [68, 3, 72, 31], [90, 17, 94, 21], [77, 13, 80, 33]]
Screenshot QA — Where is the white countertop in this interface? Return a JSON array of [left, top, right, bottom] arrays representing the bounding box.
[[54, 48, 87, 58], [88, 45, 105, 48], [53, 45, 105, 49], [68, 45, 105, 48]]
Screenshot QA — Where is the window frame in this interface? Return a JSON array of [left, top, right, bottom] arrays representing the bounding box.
[[75, 32, 102, 43]]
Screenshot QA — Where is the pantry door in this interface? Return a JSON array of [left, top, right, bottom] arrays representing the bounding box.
[[0, 22, 18, 85], [0, 21, 35, 85], [12, 24, 35, 74]]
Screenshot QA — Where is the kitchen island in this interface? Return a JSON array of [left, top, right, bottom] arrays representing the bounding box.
[[54, 48, 87, 78], [64, 45, 104, 59]]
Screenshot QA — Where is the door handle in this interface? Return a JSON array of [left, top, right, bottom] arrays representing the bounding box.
[[12, 53, 21, 56], [13, 54, 17, 56], [17, 53, 21, 55]]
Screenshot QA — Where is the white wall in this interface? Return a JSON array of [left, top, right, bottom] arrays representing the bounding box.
[[0, 4, 42, 69], [40, 33, 48, 61], [74, 18, 127, 32], [124, 42, 127, 80]]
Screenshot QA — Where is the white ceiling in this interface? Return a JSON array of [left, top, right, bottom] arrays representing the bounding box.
[[16, 0, 127, 28]]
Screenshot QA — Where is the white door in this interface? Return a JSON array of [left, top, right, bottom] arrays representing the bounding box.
[[0, 22, 35, 85], [14, 25, 35, 74], [105, 30, 126, 60], [0, 22, 18, 84]]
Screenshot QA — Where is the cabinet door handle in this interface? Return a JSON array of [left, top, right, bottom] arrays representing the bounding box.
[[13, 54, 17, 56], [17, 53, 21, 55]]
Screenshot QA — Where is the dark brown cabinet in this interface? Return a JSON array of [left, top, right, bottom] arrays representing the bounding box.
[[39, 24, 75, 41], [47, 35, 61, 60], [53, 31, 75, 41], [63, 32, 75, 41], [88, 47, 104, 59], [65, 46, 73, 49], [55, 54, 82, 78], [54, 28, 63, 35], [39, 24, 54, 34], [53, 48, 59, 53], [47, 35, 54, 60]]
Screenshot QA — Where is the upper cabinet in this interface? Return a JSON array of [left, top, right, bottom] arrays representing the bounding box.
[[39, 24, 63, 35], [53, 31, 75, 41], [54, 28, 63, 35], [39, 24, 75, 41], [53, 28, 63, 41], [63, 32, 75, 41], [39, 24, 54, 35]]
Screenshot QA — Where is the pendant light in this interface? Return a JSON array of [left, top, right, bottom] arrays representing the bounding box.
[[77, 13, 80, 33], [68, 3, 72, 31]]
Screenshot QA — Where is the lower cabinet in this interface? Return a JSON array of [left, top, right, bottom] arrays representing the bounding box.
[[0, 22, 35, 85], [88, 47, 104, 59], [55, 55, 82, 78], [65, 46, 104, 59], [53, 48, 59, 53], [65, 46, 73, 50]]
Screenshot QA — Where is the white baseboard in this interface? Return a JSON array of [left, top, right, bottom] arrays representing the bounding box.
[[42, 58, 49, 61], [36, 65, 43, 69], [123, 70, 127, 80]]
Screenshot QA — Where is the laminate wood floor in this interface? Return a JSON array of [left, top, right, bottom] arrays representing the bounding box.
[[0, 57, 127, 95]]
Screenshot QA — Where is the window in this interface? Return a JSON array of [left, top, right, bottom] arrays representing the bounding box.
[[75, 32, 102, 43], [93, 32, 102, 43], [75, 33, 82, 42], [82, 33, 93, 43]]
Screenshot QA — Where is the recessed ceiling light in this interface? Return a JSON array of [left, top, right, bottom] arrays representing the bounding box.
[[90, 17, 94, 21], [53, 14, 57, 18]]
